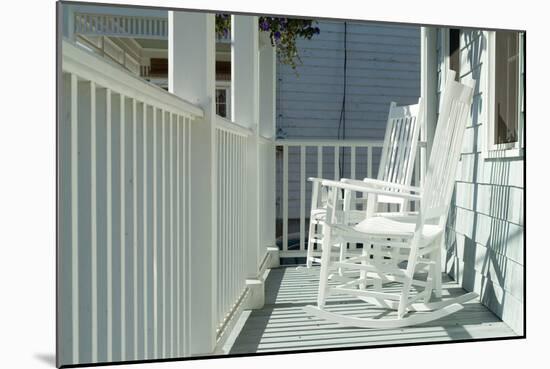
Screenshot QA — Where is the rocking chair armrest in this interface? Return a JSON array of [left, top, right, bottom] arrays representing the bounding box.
[[340, 178, 421, 194], [321, 179, 422, 201], [308, 177, 327, 184]]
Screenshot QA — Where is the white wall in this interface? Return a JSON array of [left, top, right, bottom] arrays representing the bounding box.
[[437, 29, 524, 335], [276, 20, 421, 222]]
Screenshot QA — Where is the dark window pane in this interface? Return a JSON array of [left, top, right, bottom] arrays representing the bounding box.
[[216, 89, 227, 118], [494, 31, 520, 144], [449, 28, 460, 80]]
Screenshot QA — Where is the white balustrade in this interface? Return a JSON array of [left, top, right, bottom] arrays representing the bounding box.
[[214, 118, 249, 330], [59, 40, 202, 365], [75, 13, 169, 39]]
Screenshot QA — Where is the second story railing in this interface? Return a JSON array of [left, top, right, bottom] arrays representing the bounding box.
[[75, 12, 168, 39]]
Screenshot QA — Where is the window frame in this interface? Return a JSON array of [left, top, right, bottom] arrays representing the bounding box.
[[484, 31, 525, 159], [215, 80, 232, 119]]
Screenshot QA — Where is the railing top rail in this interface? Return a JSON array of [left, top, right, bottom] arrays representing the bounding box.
[[275, 138, 385, 147], [214, 116, 253, 137], [62, 39, 203, 119]]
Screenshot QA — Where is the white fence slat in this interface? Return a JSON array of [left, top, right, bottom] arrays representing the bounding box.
[[368, 146, 373, 178], [334, 146, 340, 180], [283, 146, 289, 252], [90, 81, 98, 363], [317, 146, 323, 178], [132, 98, 139, 360], [351, 146, 356, 179], [142, 103, 148, 359], [105, 88, 113, 362], [152, 107, 158, 358], [70, 74, 80, 364], [300, 146, 306, 251], [161, 110, 166, 358], [176, 115, 181, 356], [119, 94, 126, 361]]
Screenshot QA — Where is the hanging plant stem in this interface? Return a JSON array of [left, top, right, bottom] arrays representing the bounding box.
[[215, 14, 320, 69]]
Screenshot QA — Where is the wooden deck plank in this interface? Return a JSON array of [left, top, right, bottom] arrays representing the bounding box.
[[228, 266, 516, 354]]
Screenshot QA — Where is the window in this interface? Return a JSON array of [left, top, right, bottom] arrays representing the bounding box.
[[216, 88, 228, 118], [487, 31, 525, 155], [449, 28, 460, 80], [215, 82, 231, 119]]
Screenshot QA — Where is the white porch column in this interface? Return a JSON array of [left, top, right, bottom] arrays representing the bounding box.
[[259, 32, 276, 139], [231, 15, 265, 308], [420, 27, 438, 176], [231, 15, 259, 128], [420, 26, 442, 296], [258, 32, 278, 267], [169, 11, 216, 355]]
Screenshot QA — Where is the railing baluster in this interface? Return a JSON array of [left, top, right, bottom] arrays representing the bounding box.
[[300, 146, 306, 252], [152, 107, 158, 359], [132, 98, 138, 360], [367, 145, 373, 179], [142, 103, 148, 359], [169, 113, 174, 357], [282, 145, 288, 252], [334, 145, 340, 180], [90, 81, 98, 363], [119, 94, 126, 361], [70, 74, 80, 364], [106, 88, 113, 362], [161, 109, 166, 358], [351, 146, 356, 180]]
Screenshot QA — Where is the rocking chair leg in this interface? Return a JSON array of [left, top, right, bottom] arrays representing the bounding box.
[[306, 220, 317, 268], [434, 234, 443, 298], [338, 242, 346, 276], [317, 227, 333, 308], [398, 237, 420, 318], [359, 247, 368, 290]]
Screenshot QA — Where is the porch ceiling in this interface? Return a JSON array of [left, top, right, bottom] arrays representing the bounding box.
[[226, 267, 516, 354]]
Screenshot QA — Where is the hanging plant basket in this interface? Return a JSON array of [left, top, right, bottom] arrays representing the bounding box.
[[215, 15, 320, 69]]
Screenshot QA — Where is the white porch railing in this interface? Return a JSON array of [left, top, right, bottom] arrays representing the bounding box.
[[276, 139, 421, 258], [59, 40, 203, 364], [75, 12, 168, 39], [214, 117, 249, 330]]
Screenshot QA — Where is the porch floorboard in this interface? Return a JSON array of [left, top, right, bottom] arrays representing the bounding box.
[[228, 266, 517, 354]]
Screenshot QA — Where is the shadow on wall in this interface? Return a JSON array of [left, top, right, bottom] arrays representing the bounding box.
[[444, 31, 523, 327]]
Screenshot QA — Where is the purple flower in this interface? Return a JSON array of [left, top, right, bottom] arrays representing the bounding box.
[[260, 20, 270, 31], [274, 31, 281, 40], [314, 27, 320, 34]]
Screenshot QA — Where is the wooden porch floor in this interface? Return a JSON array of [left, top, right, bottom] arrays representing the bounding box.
[[226, 266, 517, 354]]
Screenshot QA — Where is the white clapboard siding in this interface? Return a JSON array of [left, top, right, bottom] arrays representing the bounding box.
[[276, 20, 421, 221], [59, 41, 202, 366], [437, 29, 524, 335]]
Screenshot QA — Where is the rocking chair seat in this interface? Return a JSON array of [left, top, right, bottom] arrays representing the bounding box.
[[333, 216, 443, 245], [311, 208, 367, 225]]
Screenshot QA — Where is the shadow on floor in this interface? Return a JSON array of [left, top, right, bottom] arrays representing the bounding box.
[[229, 266, 516, 355]]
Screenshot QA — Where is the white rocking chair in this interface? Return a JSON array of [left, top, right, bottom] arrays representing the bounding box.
[[298, 99, 423, 274], [304, 72, 477, 328]]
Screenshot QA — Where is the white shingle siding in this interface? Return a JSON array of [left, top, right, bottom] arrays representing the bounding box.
[[276, 20, 421, 220], [440, 29, 524, 334]]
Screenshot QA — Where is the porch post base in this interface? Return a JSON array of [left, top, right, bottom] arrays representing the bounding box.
[[267, 246, 280, 268], [245, 279, 265, 310]]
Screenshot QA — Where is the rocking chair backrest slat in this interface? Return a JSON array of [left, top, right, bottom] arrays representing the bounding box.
[[421, 70, 475, 225], [378, 100, 422, 189]]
